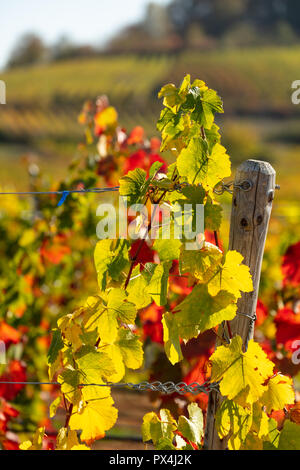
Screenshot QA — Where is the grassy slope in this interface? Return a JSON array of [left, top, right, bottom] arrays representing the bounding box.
[[2, 47, 299, 112]]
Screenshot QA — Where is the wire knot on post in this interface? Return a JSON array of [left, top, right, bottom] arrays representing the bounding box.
[[213, 180, 253, 195]]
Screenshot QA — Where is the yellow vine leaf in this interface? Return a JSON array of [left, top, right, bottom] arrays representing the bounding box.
[[99, 289, 137, 343], [179, 242, 223, 283], [216, 399, 252, 450], [83, 290, 137, 344], [126, 265, 152, 309], [20, 427, 45, 450], [69, 396, 118, 445], [75, 347, 116, 384], [102, 328, 144, 382], [262, 374, 295, 413], [142, 409, 177, 447], [126, 262, 170, 308], [251, 402, 270, 440], [162, 311, 183, 365], [56, 428, 90, 450], [158, 84, 186, 113], [49, 396, 62, 418], [58, 314, 83, 352], [207, 250, 253, 299], [58, 368, 81, 404], [210, 336, 274, 406]]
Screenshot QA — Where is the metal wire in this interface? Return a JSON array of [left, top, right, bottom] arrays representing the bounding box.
[[0, 187, 120, 196], [0, 380, 219, 396], [236, 312, 257, 350], [0, 180, 253, 197]]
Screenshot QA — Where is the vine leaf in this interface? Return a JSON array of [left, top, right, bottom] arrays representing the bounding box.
[[142, 409, 177, 449], [69, 396, 118, 445], [153, 237, 182, 262], [82, 288, 138, 346], [103, 328, 144, 382], [157, 108, 186, 152], [99, 288, 137, 343], [94, 239, 129, 292], [127, 262, 171, 308], [179, 242, 223, 283], [75, 347, 116, 384], [47, 329, 64, 364], [173, 285, 237, 339], [58, 314, 83, 352], [207, 250, 253, 299], [58, 368, 81, 404], [144, 261, 171, 306], [262, 374, 295, 413], [278, 420, 300, 450], [210, 336, 274, 406], [56, 428, 90, 450], [177, 140, 231, 191], [162, 286, 236, 364], [191, 88, 224, 129], [178, 403, 203, 446], [119, 168, 148, 206], [19, 427, 45, 450], [215, 399, 252, 450], [126, 265, 152, 309], [49, 396, 62, 418], [162, 311, 183, 365], [251, 402, 270, 441]]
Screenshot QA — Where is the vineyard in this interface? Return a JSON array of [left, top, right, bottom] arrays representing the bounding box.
[[0, 74, 300, 452], [2, 47, 300, 203]]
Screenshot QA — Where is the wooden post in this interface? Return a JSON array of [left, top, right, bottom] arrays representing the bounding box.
[[204, 159, 276, 450]]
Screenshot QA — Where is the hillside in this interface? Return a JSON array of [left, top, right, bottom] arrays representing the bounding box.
[[0, 47, 300, 198]]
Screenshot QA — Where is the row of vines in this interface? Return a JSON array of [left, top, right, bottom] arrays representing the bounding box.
[[0, 76, 300, 450]]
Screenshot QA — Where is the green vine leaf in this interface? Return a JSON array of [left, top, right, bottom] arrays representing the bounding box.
[[278, 420, 300, 450], [94, 239, 129, 292], [119, 168, 148, 206], [162, 286, 237, 364], [47, 329, 64, 365], [177, 140, 231, 191], [75, 346, 116, 383]]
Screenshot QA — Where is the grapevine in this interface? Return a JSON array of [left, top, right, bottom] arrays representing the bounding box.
[[1, 75, 299, 451]]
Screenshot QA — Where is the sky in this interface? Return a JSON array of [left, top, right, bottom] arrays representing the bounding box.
[[0, 0, 170, 68]]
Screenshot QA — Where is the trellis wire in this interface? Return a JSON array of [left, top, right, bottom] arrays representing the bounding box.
[[0, 180, 258, 198], [0, 187, 120, 196], [0, 380, 219, 396]]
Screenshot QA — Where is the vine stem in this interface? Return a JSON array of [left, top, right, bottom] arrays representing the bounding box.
[[124, 189, 168, 290], [64, 403, 73, 428]]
